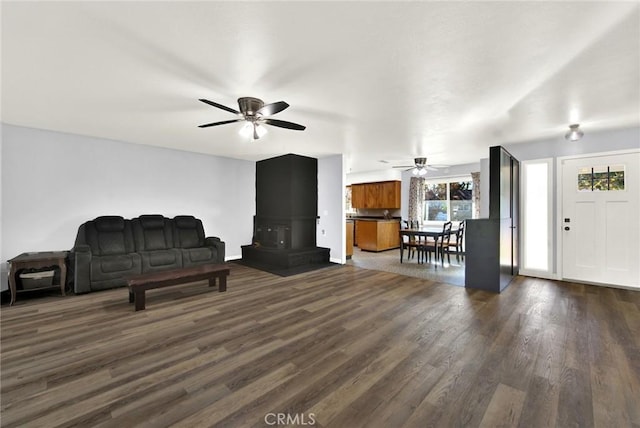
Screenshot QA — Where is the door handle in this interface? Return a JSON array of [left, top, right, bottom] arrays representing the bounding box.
[[564, 226, 570, 231]]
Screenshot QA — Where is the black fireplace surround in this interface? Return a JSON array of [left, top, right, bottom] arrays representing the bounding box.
[[242, 154, 330, 271]]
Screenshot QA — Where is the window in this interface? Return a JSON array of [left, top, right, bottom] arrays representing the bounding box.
[[521, 160, 551, 272], [578, 165, 625, 191], [521, 158, 553, 278], [345, 186, 355, 213], [425, 183, 447, 221], [423, 179, 473, 222]]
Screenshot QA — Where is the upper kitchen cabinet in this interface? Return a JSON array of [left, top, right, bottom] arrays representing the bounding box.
[[380, 181, 401, 208], [350, 180, 401, 209], [351, 184, 366, 209]]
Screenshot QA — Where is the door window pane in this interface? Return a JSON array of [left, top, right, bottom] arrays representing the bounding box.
[[578, 167, 592, 191], [609, 165, 625, 190], [593, 166, 608, 191], [576, 165, 625, 191]]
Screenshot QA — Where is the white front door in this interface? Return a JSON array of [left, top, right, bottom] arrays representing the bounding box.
[[562, 152, 640, 289]]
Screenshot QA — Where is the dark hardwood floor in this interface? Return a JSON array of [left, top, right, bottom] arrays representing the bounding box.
[[1, 263, 639, 427]]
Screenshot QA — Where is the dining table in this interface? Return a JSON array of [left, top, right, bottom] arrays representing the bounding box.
[[399, 226, 458, 264]]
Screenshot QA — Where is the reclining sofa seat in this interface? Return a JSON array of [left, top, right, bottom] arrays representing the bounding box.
[[72, 216, 142, 293], [132, 215, 182, 273], [71, 215, 225, 294], [173, 215, 222, 267]]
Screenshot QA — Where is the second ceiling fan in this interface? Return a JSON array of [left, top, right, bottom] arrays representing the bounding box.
[[198, 97, 306, 140], [393, 157, 448, 175]]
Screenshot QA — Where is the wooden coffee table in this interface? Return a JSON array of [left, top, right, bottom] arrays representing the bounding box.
[[127, 263, 229, 311], [7, 251, 68, 306]]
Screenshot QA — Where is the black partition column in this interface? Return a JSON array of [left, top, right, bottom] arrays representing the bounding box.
[[465, 146, 519, 292]]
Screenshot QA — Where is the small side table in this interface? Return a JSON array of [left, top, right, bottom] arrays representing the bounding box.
[[8, 251, 68, 306]]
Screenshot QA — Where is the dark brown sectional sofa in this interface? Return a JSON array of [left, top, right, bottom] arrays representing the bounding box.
[[70, 215, 225, 294]]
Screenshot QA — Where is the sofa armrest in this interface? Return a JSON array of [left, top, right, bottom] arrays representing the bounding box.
[[205, 237, 225, 263], [71, 245, 92, 294]]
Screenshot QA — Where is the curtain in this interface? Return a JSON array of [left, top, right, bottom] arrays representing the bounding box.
[[471, 171, 480, 219], [408, 176, 426, 223]]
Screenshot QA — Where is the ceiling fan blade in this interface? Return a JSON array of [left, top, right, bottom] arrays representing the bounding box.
[[198, 118, 243, 128], [199, 99, 240, 115], [263, 118, 306, 131], [426, 164, 449, 170], [392, 165, 415, 168], [258, 101, 289, 116]]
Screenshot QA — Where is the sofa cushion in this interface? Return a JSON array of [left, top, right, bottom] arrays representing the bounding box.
[[99, 255, 135, 273], [139, 215, 166, 229], [146, 250, 181, 267], [181, 247, 217, 267], [133, 215, 174, 251], [95, 216, 125, 232], [90, 253, 142, 281], [173, 215, 205, 249], [84, 216, 135, 256]]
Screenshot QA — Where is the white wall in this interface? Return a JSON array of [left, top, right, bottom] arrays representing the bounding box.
[[1, 124, 255, 290], [346, 168, 401, 185], [317, 154, 345, 264]]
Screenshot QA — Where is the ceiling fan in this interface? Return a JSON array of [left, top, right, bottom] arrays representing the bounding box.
[[198, 97, 306, 140], [393, 157, 448, 175]]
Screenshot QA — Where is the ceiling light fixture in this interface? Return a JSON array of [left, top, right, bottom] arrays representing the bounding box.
[[565, 123, 584, 141], [412, 167, 427, 176], [239, 122, 268, 140]]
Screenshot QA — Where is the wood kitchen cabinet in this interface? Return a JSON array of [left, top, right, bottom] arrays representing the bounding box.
[[355, 220, 400, 251], [351, 184, 366, 209], [350, 181, 400, 209], [380, 181, 401, 208], [346, 220, 354, 258]]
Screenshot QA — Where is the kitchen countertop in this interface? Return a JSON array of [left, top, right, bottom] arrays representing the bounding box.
[[346, 216, 401, 220], [348, 217, 400, 222]]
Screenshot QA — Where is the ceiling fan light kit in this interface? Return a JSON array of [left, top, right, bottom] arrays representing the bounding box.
[[198, 96, 306, 140], [565, 123, 584, 141], [413, 168, 427, 176], [240, 122, 267, 140]]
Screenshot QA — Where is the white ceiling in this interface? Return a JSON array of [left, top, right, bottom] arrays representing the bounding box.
[[2, 1, 639, 174]]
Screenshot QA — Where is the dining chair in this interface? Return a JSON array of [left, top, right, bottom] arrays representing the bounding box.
[[425, 221, 452, 265], [401, 220, 422, 261], [400, 230, 427, 264], [447, 220, 465, 262], [400, 221, 415, 261]]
